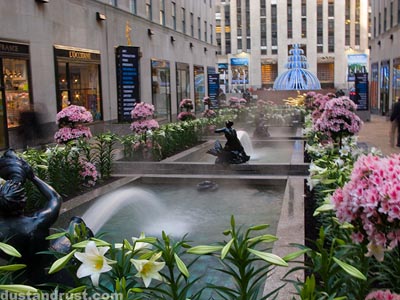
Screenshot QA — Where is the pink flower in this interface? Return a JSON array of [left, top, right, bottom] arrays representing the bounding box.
[[177, 111, 196, 121], [332, 153, 400, 258], [179, 99, 194, 109], [365, 290, 400, 300], [313, 96, 363, 142], [56, 105, 93, 125], [131, 102, 155, 120], [54, 126, 92, 144], [130, 119, 159, 134], [202, 109, 216, 118], [79, 160, 98, 187]]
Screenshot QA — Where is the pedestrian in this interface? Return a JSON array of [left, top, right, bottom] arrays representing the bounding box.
[[390, 97, 400, 147]]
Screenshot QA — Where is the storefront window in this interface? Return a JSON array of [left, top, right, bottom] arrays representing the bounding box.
[[176, 62, 190, 110], [3, 58, 30, 128], [151, 59, 171, 122], [194, 65, 205, 112], [393, 58, 400, 106], [55, 47, 102, 121]]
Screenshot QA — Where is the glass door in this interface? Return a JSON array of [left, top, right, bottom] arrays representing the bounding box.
[[0, 59, 9, 149]]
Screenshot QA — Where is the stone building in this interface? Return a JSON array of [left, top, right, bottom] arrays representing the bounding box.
[[215, 0, 369, 94], [369, 0, 400, 115], [0, 0, 217, 150]]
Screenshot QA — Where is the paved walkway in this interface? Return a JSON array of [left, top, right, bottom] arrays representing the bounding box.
[[358, 114, 400, 156]]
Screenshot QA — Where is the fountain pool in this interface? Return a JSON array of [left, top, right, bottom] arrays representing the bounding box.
[[55, 177, 287, 298], [57, 177, 286, 244]]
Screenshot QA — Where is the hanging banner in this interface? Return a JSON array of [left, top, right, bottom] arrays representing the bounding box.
[[230, 57, 249, 84], [347, 54, 368, 82], [116, 46, 140, 122], [354, 72, 369, 111], [207, 73, 220, 109]]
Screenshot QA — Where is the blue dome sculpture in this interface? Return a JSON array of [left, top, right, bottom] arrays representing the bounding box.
[[273, 44, 321, 90]]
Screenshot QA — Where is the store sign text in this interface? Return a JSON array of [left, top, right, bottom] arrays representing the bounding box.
[[69, 51, 92, 60]]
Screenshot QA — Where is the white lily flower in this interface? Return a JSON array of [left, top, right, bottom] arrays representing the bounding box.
[[308, 162, 327, 176], [132, 232, 152, 251], [365, 242, 386, 262], [131, 252, 165, 287], [334, 158, 344, 167], [74, 241, 112, 286]]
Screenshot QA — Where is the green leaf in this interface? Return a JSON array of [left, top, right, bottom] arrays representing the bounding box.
[[230, 215, 235, 228], [282, 249, 309, 261], [0, 242, 21, 258], [46, 232, 67, 240], [248, 248, 288, 267], [0, 285, 38, 294], [67, 286, 87, 294], [248, 234, 278, 244], [174, 253, 189, 278], [332, 257, 367, 280], [221, 238, 235, 259], [49, 250, 77, 274], [248, 224, 270, 231], [0, 264, 26, 272], [187, 245, 224, 255], [313, 203, 334, 216]]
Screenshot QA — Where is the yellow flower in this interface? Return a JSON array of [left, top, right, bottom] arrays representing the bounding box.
[[131, 252, 165, 287], [74, 241, 112, 286]]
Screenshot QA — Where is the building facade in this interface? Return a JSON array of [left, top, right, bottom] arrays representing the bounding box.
[[215, 0, 369, 94], [0, 0, 217, 150], [369, 0, 400, 116]]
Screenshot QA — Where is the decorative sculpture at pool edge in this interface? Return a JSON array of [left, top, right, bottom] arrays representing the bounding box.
[[207, 120, 250, 164], [0, 149, 93, 283]]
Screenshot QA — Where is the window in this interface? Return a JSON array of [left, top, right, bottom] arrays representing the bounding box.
[[260, 18, 267, 47], [172, 2, 176, 30], [355, 0, 360, 45], [345, 0, 350, 45], [146, 0, 152, 20], [198, 17, 201, 39], [159, 0, 165, 25], [210, 24, 213, 43], [182, 7, 186, 34], [384, 7, 387, 31], [287, 0, 292, 39], [109, 0, 117, 6], [328, 19, 334, 52], [129, 0, 136, 14], [301, 0, 307, 38], [260, 0, 266, 16], [204, 21, 207, 41], [391, 1, 394, 28], [151, 59, 171, 122], [317, 0, 323, 52], [237, 38, 242, 50], [190, 13, 194, 36], [271, 4, 278, 52]]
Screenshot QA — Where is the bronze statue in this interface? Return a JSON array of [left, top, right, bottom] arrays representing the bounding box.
[[207, 120, 250, 164], [0, 149, 61, 259], [0, 149, 95, 284]]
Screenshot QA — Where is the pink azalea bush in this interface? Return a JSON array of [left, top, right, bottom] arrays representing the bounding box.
[[56, 105, 93, 126], [365, 290, 400, 300], [332, 153, 400, 260], [178, 99, 196, 121], [131, 102, 155, 120], [130, 102, 159, 134], [202, 109, 216, 119], [177, 111, 196, 121], [179, 99, 194, 110], [313, 96, 362, 143], [79, 160, 98, 187], [54, 105, 93, 144], [54, 126, 92, 144], [130, 119, 159, 134]]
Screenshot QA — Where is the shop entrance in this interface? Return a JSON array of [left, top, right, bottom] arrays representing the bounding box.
[[0, 59, 8, 149]]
